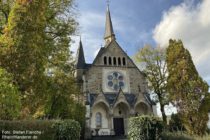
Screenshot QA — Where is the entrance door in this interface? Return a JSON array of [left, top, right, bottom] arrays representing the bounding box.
[[113, 118, 124, 136]]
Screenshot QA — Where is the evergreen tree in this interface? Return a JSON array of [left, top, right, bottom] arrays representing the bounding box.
[[135, 45, 168, 124], [166, 39, 209, 135]]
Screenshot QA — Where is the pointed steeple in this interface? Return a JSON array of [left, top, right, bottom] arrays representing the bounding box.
[[104, 4, 115, 44], [75, 38, 85, 69]]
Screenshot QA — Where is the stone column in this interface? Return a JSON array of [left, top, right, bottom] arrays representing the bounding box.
[[109, 109, 115, 136]]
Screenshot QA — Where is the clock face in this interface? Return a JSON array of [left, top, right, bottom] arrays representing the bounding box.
[[107, 71, 125, 91]]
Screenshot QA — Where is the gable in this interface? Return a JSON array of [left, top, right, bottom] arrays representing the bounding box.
[[93, 40, 137, 68]]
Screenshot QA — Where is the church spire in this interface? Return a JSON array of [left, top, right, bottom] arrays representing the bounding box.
[[104, 3, 115, 44], [75, 38, 85, 69]]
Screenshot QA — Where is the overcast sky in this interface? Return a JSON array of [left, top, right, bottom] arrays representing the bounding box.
[[71, 0, 210, 86]]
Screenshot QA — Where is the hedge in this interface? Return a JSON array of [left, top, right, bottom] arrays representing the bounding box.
[[161, 131, 210, 140], [128, 115, 164, 140], [161, 132, 194, 140], [53, 120, 81, 140], [0, 119, 81, 140]]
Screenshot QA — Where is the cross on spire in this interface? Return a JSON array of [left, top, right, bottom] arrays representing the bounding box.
[[107, 0, 110, 7]]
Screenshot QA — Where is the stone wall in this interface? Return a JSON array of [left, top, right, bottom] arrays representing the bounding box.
[[85, 65, 146, 95]]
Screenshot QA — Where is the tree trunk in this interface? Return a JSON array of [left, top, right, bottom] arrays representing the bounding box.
[[160, 104, 167, 124]]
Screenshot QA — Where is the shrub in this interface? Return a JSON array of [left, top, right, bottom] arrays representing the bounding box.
[[53, 119, 81, 140], [0, 119, 81, 140], [0, 68, 21, 120], [0, 120, 55, 139], [169, 113, 185, 132], [161, 131, 210, 140], [161, 131, 194, 140], [128, 115, 164, 140]]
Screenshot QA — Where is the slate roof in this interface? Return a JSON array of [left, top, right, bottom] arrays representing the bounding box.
[[89, 94, 97, 107], [104, 94, 117, 106], [89, 93, 137, 107], [124, 94, 137, 107], [84, 64, 92, 69], [75, 40, 85, 69]]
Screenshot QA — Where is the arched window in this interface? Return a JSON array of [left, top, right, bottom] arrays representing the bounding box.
[[104, 56, 107, 65], [113, 57, 116, 65], [109, 57, 112, 65], [96, 112, 102, 128], [118, 57, 121, 66], [122, 57, 126, 66]]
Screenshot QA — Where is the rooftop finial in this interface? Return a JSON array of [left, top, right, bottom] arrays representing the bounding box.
[[107, 0, 110, 7]]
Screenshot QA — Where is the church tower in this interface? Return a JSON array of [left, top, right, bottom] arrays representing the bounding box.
[[75, 4, 156, 139]]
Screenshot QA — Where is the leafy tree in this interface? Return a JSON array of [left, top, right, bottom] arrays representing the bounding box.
[[0, 68, 21, 120], [0, 0, 49, 115], [135, 45, 168, 124], [169, 113, 185, 132], [0, 0, 14, 35], [44, 71, 80, 119], [0, 0, 79, 119], [166, 39, 210, 135]]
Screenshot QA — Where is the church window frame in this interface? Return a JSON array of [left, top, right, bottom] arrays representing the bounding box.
[[95, 112, 102, 128], [109, 57, 112, 65], [118, 57, 121, 66], [113, 57, 117, 65], [104, 56, 107, 65], [122, 57, 126, 66]]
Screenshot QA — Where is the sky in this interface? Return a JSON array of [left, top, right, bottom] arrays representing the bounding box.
[[71, 0, 210, 115], [71, 0, 210, 84]]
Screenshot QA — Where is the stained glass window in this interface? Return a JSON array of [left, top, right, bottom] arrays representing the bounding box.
[[96, 112, 102, 128], [107, 72, 125, 91]]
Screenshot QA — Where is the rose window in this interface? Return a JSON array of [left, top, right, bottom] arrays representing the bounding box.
[[107, 72, 125, 91]]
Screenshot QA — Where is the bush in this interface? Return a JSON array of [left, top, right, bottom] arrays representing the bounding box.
[[53, 119, 81, 140], [0, 120, 55, 139], [0, 119, 81, 140], [161, 131, 210, 140], [0, 68, 21, 120], [128, 115, 164, 140], [161, 131, 194, 140], [169, 113, 185, 132]]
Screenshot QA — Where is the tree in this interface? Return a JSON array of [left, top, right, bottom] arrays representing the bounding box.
[[135, 45, 168, 124], [0, 0, 79, 118], [44, 72, 80, 119], [0, 68, 21, 120], [0, 0, 14, 35], [166, 39, 209, 135], [0, 0, 49, 115]]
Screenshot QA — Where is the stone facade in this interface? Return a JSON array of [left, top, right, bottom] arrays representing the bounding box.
[[75, 5, 156, 139]]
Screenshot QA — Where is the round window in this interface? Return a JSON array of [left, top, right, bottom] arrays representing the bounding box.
[[107, 72, 125, 91]]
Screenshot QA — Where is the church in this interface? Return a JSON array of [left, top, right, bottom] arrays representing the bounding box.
[[75, 5, 156, 139]]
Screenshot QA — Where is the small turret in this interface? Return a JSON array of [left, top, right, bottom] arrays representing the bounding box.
[[75, 39, 85, 82]]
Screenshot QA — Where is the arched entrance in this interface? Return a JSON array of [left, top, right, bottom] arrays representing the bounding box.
[[113, 102, 129, 136], [135, 102, 149, 116]]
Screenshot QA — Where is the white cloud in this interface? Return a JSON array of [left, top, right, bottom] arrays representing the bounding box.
[[153, 0, 210, 82]]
